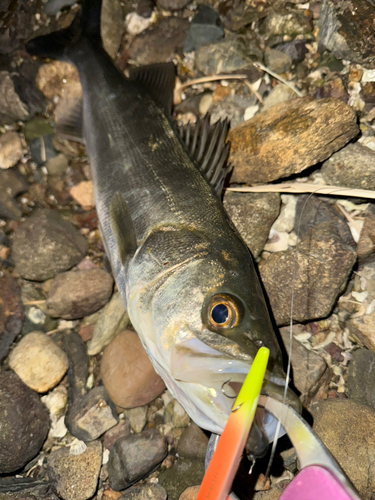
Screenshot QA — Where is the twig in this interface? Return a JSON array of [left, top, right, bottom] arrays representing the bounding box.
[[253, 61, 302, 97], [23, 300, 46, 306]]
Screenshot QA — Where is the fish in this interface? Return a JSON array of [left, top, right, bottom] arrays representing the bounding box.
[[26, 0, 300, 457]]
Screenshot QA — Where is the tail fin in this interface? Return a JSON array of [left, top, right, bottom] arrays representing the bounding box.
[[25, 0, 102, 60]]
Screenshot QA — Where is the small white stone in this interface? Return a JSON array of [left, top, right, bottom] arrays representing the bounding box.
[[0, 132, 23, 169], [244, 105, 259, 121], [362, 69, 375, 82], [264, 229, 289, 252], [26, 306, 46, 325], [126, 12, 154, 36], [41, 385, 68, 415], [352, 291, 368, 303]]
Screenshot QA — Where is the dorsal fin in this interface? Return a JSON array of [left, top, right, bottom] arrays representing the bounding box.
[[178, 115, 231, 197], [109, 192, 138, 266], [128, 62, 176, 117]]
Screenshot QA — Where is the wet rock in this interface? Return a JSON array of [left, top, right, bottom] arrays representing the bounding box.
[[0, 72, 29, 125], [178, 485, 200, 500], [321, 143, 375, 190], [165, 400, 190, 428], [124, 406, 148, 433], [347, 348, 375, 411], [0, 169, 28, 220], [260, 222, 357, 325], [357, 214, 375, 264], [108, 429, 168, 490], [259, 9, 313, 41], [29, 134, 57, 166], [183, 5, 224, 53], [46, 153, 69, 176], [9, 331, 68, 393], [195, 37, 262, 75], [264, 48, 292, 74], [156, 0, 190, 11], [177, 423, 209, 460], [0, 132, 23, 169], [46, 268, 113, 319], [119, 484, 167, 500], [0, 371, 49, 473], [158, 458, 205, 500], [208, 94, 256, 128], [13, 209, 88, 281], [101, 0, 124, 59], [0, 275, 23, 362], [48, 441, 102, 500], [228, 97, 359, 185], [262, 84, 296, 111], [224, 197, 277, 256], [70, 181, 95, 210], [311, 399, 375, 499], [103, 420, 131, 451], [101, 330, 165, 408], [276, 39, 308, 64], [128, 17, 189, 65], [65, 385, 118, 442], [347, 311, 375, 353], [319, 0, 375, 66], [87, 291, 129, 356]]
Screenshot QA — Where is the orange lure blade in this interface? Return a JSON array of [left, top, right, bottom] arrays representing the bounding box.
[[197, 347, 270, 500]]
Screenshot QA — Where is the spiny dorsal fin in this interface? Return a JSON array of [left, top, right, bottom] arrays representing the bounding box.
[[109, 192, 138, 266], [128, 62, 176, 117], [178, 115, 231, 197], [56, 96, 84, 143]]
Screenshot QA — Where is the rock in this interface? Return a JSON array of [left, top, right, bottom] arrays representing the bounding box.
[[0, 72, 29, 125], [311, 399, 375, 499], [223, 192, 280, 258], [321, 143, 375, 190], [13, 209, 88, 281], [264, 49, 292, 74], [46, 153, 69, 176], [276, 40, 308, 64], [0, 132, 23, 169], [319, 0, 375, 66], [357, 214, 375, 264], [48, 441, 102, 500], [128, 17, 189, 65], [87, 291, 129, 356], [262, 84, 296, 111], [101, 330, 165, 408], [108, 429, 168, 490], [65, 385, 118, 441], [0, 371, 49, 473], [178, 486, 200, 500], [156, 0, 190, 11], [0, 169, 28, 220], [101, 0, 124, 59], [183, 5, 224, 53], [70, 181, 95, 210], [347, 311, 375, 353], [119, 484, 167, 500], [195, 37, 262, 75], [347, 348, 375, 411], [0, 476, 61, 500], [124, 406, 148, 433], [228, 97, 359, 185], [9, 331, 68, 393], [126, 12, 154, 36], [177, 423, 209, 460], [44, 0, 76, 15], [259, 9, 313, 40], [46, 268, 113, 319], [41, 385, 68, 417], [103, 420, 131, 451], [158, 458, 205, 500], [165, 400, 190, 428], [260, 222, 357, 325], [208, 94, 256, 128], [0, 275, 23, 362], [28, 134, 57, 166]]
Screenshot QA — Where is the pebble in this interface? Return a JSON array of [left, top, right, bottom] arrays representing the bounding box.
[[264, 48, 292, 74], [0, 132, 23, 169], [178, 486, 200, 500], [46, 268, 113, 319], [101, 330, 165, 408], [44, 0, 76, 15], [0, 275, 23, 362], [126, 12, 154, 37], [165, 400, 190, 428], [259, 9, 313, 40], [357, 214, 375, 264], [0, 371, 49, 473], [41, 385, 68, 417], [347, 348, 375, 411], [103, 420, 131, 451], [108, 429, 168, 491], [260, 222, 357, 325], [101, 0, 124, 59], [183, 5, 224, 53], [347, 310, 375, 353], [87, 291, 129, 356], [156, 0, 190, 11], [9, 331, 68, 393], [128, 17, 189, 65], [119, 484, 167, 500], [28, 134, 57, 166], [123, 406, 148, 433], [0, 168, 28, 220], [48, 441, 102, 500], [13, 209, 88, 281], [65, 385, 118, 442], [177, 423, 209, 460], [223, 192, 280, 258], [208, 94, 256, 128], [311, 399, 375, 500], [46, 153, 69, 176], [321, 143, 375, 190], [158, 458, 205, 500], [228, 97, 359, 185], [276, 39, 308, 65], [70, 181, 95, 210], [0, 72, 29, 125], [262, 84, 296, 111]]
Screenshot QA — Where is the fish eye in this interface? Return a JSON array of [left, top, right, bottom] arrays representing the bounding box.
[[206, 294, 241, 330]]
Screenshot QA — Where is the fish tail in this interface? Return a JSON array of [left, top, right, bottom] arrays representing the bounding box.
[[25, 0, 102, 60]]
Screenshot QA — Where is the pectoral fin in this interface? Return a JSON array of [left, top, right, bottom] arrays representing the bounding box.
[[109, 192, 138, 266]]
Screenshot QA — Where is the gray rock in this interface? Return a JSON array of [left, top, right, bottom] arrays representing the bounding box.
[[158, 458, 205, 500], [260, 9, 313, 40], [348, 348, 375, 411], [128, 17, 189, 65], [119, 484, 167, 500], [108, 429, 168, 490], [13, 209, 88, 281], [177, 423, 209, 460], [46, 269, 113, 319], [165, 400, 190, 428], [276, 39, 308, 64], [0, 371, 49, 473], [262, 84, 296, 111], [156, 0, 190, 11], [44, 0, 77, 15], [124, 406, 148, 434], [183, 5, 224, 53], [48, 441, 102, 500], [65, 386, 118, 442], [87, 291, 129, 356], [0, 72, 29, 125], [223, 192, 280, 258], [46, 154, 69, 176], [260, 222, 357, 325], [0, 169, 28, 220], [357, 214, 375, 265], [208, 94, 256, 128], [0, 132, 23, 169], [311, 399, 375, 500], [321, 143, 375, 190], [264, 48, 292, 74], [101, 0, 124, 59], [0, 275, 23, 362], [103, 420, 131, 450]]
